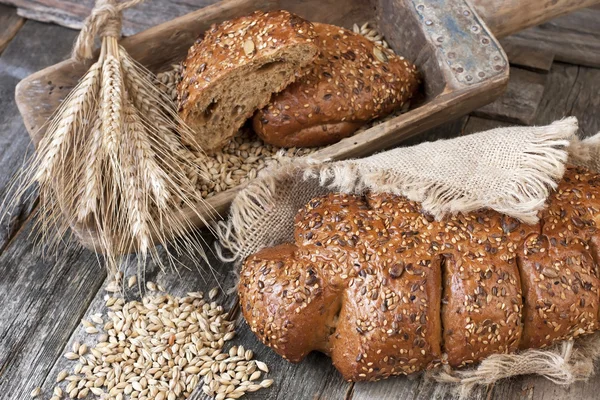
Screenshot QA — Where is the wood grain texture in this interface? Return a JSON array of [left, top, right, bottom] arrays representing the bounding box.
[[472, 67, 548, 125], [501, 40, 555, 73], [0, 4, 24, 54], [0, 21, 76, 252], [563, 66, 600, 137], [507, 7, 600, 68], [0, 218, 106, 400], [470, 0, 600, 38], [2, 0, 221, 36]]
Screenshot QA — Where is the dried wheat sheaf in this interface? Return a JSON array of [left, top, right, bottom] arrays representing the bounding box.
[[3, 0, 215, 274]]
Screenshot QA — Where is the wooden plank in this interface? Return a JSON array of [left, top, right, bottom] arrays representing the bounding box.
[[1, 0, 221, 36], [462, 116, 515, 135], [472, 67, 547, 125], [353, 377, 490, 400], [0, 21, 77, 252], [491, 373, 600, 400], [0, 4, 24, 54], [507, 7, 600, 68], [528, 63, 580, 127], [501, 40, 555, 73], [564, 66, 600, 138], [0, 218, 107, 400], [401, 116, 469, 146]]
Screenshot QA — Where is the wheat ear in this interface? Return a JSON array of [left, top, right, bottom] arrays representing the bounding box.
[[33, 62, 101, 184]]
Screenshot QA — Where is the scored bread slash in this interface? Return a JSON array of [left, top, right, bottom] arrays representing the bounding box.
[[178, 10, 319, 152]]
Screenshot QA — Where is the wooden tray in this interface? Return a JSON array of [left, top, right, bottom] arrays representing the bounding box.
[[15, 0, 510, 247]]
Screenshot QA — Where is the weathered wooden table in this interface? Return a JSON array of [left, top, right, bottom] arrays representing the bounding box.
[[1, 2, 600, 399]]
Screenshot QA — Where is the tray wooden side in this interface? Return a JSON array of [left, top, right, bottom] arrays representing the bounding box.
[[14, 0, 509, 250]]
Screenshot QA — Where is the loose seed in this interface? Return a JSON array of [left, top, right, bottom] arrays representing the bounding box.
[[128, 275, 137, 288], [57, 288, 271, 399], [56, 370, 68, 382], [30, 387, 41, 397]]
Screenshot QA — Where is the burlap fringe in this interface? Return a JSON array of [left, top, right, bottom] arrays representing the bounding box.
[[216, 117, 578, 264], [428, 332, 600, 398], [305, 118, 576, 225]]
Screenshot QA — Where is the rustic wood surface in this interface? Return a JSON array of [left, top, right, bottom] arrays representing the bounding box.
[[0, 4, 24, 54], [471, 67, 548, 125], [507, 7, 600, 68], [1, 3, 600, 400], [501, 41, 555, 73], [1, 0, 220, 36]]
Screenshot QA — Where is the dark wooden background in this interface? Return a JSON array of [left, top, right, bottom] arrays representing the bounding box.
[[0, 1, 599, 399]]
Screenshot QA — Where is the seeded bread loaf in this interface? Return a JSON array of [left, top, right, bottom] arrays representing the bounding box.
[[252, 22, 420, 148], [178, 10, 318, 152], [239, 165, 600, 381]]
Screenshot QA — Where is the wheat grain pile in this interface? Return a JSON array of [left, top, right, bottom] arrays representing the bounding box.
[[35, 282, 271, 400]]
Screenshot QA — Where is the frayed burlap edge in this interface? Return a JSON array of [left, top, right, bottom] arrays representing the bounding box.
[[216, 117, 578, 264], [428, 332, 600, 398], [215, 117, 600, 394], [304, 118, 575, 224]]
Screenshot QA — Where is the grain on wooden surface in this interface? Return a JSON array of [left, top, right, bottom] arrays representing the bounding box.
[[472, 67, 547, 125], [0, 218, 107, 400], [2, 0, 220, 36], [508, 7, 600, 68], [500, 40, 555, 73], [0, 4, 24, 54], [0, 20, 75, 252], [34, 236, 351, 400]]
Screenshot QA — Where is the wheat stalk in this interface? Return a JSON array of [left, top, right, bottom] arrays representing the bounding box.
[[2, 1, 217, 279], [77, 114, 103, 222], [121, 99, 152, 256], [33, 62, 101, 184]]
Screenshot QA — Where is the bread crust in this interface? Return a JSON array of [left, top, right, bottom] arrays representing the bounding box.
[[178, 10, 318, 151], [253, 22, 420, 148], [239, 165, 600, 381]]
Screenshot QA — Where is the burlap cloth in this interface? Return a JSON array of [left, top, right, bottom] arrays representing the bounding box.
[[216, 116, 600, 395]]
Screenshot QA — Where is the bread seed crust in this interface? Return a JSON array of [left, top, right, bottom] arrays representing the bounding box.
[[240, 165, 600, 381], [253, 22, 420, 148]]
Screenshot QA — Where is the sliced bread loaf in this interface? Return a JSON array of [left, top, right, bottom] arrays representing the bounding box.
[[178, 10, 318, 152], [252, 22, 420, 148]]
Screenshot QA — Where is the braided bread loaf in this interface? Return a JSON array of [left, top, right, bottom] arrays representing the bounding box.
[[239, 165, 600, 381]]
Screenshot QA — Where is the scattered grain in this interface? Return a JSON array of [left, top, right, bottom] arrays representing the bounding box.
[[56, 289, 271, 399], [127, 275, 137, 288]]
